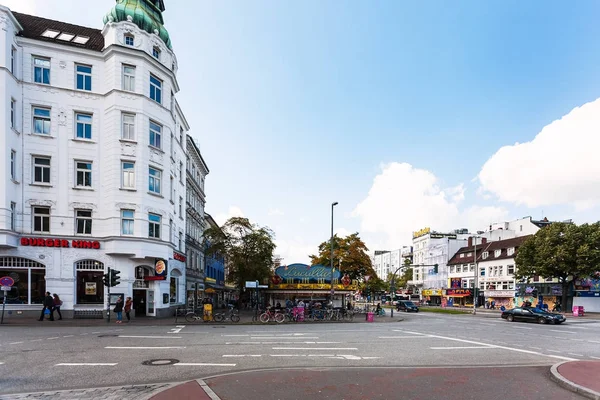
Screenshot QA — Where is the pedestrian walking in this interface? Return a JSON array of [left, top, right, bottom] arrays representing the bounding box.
[[52, 294, 63, 320], [38, 292, 54, 321], [124, 296, 133, 322], [114, 296, 124, 324]]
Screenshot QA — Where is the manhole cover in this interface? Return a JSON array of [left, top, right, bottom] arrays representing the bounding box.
[[142, 359, 180, 366], [97, 334, 118, 337]]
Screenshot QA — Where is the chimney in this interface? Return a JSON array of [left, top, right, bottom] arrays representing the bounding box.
[[468, 237, 473, 247], [482, 238, 487, 244]]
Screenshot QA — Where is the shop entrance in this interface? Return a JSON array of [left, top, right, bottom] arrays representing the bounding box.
[[133, 289, 147, 317]]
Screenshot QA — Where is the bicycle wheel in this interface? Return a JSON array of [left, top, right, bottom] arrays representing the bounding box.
[[231, 314, 240, 323], [259, 312, 270, 323], [213, 313, 224, 323], [275, 313, 285, 323], [185, 312, 198, 323]]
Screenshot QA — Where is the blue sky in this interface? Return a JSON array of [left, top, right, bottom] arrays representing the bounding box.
[[7, 1, 600, 263]]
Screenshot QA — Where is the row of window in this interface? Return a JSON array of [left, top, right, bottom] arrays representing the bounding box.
[[19, 206, 183, 247]]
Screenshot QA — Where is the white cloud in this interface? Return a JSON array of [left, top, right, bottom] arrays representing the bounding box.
[[335, 227, 351, 237], [268, 208, 284, 216], [213, 206, 245, 226], [353, 162, 507, 249], [479, 98, 600, 210], [275, 238, 316, 265]]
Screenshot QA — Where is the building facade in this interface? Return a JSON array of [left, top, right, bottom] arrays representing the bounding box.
[[0, 1, 189, 318], [185, 135, 208, 310], [204, 213, 226, 306]]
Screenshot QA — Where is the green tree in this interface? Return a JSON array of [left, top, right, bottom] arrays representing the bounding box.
[[309, 233, 376, 280], [203, 217, 276, 298], [395, 267, 414, 289], [515, 222, 600, 308]]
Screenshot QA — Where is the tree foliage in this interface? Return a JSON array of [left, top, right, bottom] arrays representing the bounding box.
[[515, 222, 600, 307], [202, 217, 276, 295], [309, 233, 376, 280], [395, 267, 413, 289]]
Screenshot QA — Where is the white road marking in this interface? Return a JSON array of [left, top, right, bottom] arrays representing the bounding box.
[[477, 323, 497, 326], [590, 356, 600, 360], [588, 340, 600, 344], [9, 342, 23, 345], [226, 341, 340, 345], [378, 336, 431, 339], [272, 347, 358, 350], [198, 379, 221, 400], [568, 353, 584, 357], [430, 346, 493, 350], [169, 326, 186, 334], [118, 335, 182, 339], [222, 335, 249, 337], [30, 339, 42, 342], [529, 347, 543, 350], [91, 332, 102, 334], [175, 363, 236, 366], [105, 346, 186, 349], [222, 355, 262, 357], [250, 337, 320, 340], [510, 326, 532, 330], [547, 350, 562, 353], [80, 333, 88, 336], [393, 330, 425, 335], [549, 330, 576, 334], [63, 335, 74, 338], [56, 363, 117, 366], [405, 330, 577, 361], [47, 337, 60, 340], [269, 354, 379, 360], [570, 339, 584, 342], [0, 362, 4, 365]]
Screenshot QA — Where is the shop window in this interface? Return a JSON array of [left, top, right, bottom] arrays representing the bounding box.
[[0, 257, 46, 305], [75, 259, 104, 304], [170, 269, 182, 304]]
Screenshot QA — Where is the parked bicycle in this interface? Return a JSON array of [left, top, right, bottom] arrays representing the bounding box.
[[213, 305, 240, 323], [259, 307, 285, 323]]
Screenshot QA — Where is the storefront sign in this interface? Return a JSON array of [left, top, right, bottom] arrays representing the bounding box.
[[484, 290, 513, 297], [173, 252, 186, 262], [574, 278, 600, 291], [422, 289, 442, 296], [186, 269, 204, 280], [85, 282, 97, 295], [430, 233, 457, 239], [270, 283, 359, 291], [20, 237, 100, 249], [446, 289, 471, 296], [413, 227, 431, 239], [144, 276, 166, 281], [155, 259, 167, 277], [273, 264, 340, 283]]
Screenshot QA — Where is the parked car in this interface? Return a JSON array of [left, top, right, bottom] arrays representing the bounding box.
[[396, 300, 419, 312], [501, 307, 566, 324]]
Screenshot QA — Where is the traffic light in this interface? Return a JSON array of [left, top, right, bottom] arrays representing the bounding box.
[[110, 269, 121, 287], [433, 264, 439, 274], [102, 271, 110, 287]]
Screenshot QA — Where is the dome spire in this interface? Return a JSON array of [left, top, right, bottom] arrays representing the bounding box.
[[103, 0, 172, 49]]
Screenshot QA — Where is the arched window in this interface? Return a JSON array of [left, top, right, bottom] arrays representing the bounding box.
[[0, 257, 45, 305], [75, 259, 105, 305], [170, 269, 182, 304], [134, 265, 153, 289]]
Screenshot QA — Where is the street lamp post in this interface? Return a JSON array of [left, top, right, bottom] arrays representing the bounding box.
[[473, 235, 478, 315], [330, 202, 338, 307]]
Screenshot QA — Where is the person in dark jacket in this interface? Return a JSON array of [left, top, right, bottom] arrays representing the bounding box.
[[52, 294, 63, 320], [39, 292, 54, 321], [114, 296, 124, 324]]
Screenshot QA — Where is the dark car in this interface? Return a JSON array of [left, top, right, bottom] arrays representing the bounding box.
[[396, 300, 419, 312], [501, 307, 566, 324]]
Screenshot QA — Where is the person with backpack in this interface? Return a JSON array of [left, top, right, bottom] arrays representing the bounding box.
[[38, 292, 54, 321], [52, 294, 63, 320]]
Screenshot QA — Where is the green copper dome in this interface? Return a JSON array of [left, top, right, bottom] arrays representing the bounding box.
[[103, 0, 172, 49]]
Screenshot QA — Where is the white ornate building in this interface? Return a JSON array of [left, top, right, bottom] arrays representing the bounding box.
[[0, 1, 189, 318]]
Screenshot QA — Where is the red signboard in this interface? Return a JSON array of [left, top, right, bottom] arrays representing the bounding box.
[[173, 252, 186, 262], [20, 237, 100, 249], [144, 276, 167, 281], [446, 289, 472, 296]]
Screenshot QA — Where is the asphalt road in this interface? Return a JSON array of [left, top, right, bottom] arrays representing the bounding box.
[[0, 312, 598, 396]]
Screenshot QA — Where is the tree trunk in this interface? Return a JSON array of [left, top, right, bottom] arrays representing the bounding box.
[[561, 280, 569, 313]]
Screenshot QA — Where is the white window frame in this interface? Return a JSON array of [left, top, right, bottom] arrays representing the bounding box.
[[33, 56, 50, 84], [75, 64, 92, 91], [121, 161, 135, 189], [179, 196, 183, 216], [75, 161, 92, 188], [124, 34, 134, 46], [148, 213, 161, 239], [75, 112, 92, 140], [459, 253, 464, 258], [149, 74, 162, 104], [10, 150, 16, 180], [482, 251, 488, 259], [149, 120, 162, 149], [495, 249, 501, 258], [11, 46, 16, 75], [148, 167, 162, 194], [507, 265, 515, 275], [122, 65, 135, 92], [32, 107, 51, 135], [10, 202, 16, 230], [32, 206, 50, 233], [507, 247, 515, 256], [122, 113, 135, 141], [10, 99, 16, 128], [121, 209, 134, 235], [33, 156, 51, 184], [75, 209, 93, 235]]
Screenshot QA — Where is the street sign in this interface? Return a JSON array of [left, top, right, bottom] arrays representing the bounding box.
[[1, 286, 10, 291], [245, 281, 257, 288], [0, 276, 14, 287], [257, 285, 268, 288]]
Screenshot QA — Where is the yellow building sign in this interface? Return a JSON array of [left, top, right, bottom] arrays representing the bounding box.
[[413, 227, 431, 239], [422, 289, 442, 296]]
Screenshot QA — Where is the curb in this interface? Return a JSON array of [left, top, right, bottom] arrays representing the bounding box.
[[549, 361, 600, 400]]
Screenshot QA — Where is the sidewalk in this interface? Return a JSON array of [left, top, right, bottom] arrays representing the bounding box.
[[550, 361, 600, 400]]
